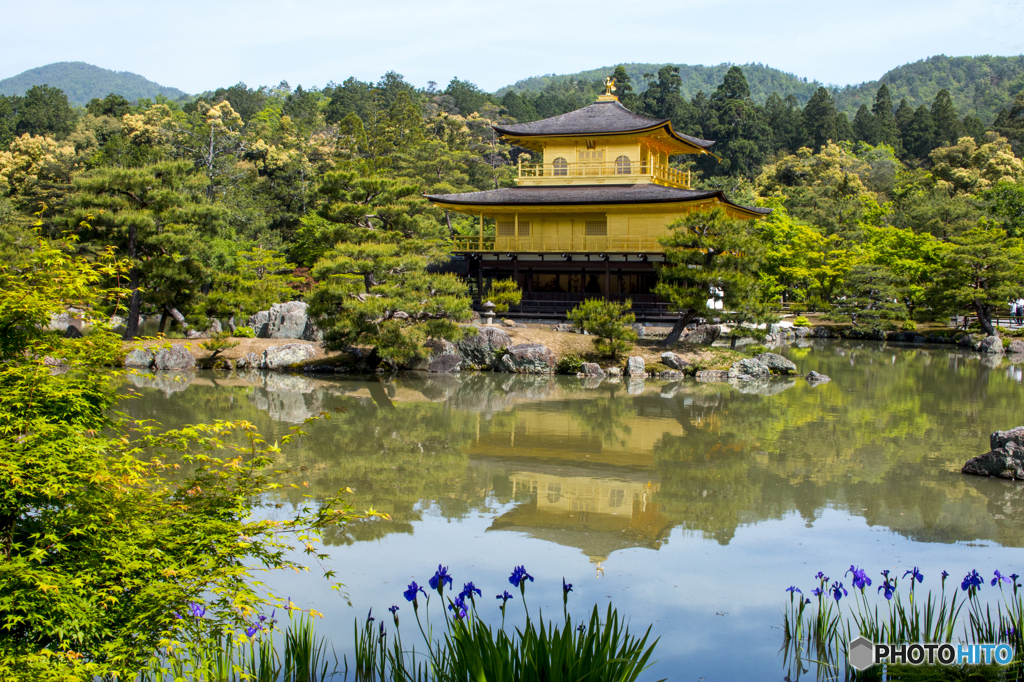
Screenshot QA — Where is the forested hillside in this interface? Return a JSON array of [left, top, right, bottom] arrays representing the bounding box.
[[0, 62, 186, 105], [502, 55, 1024, 123]]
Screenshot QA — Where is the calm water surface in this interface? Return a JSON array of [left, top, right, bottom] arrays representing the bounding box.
[[121, 341, 1024, 680]]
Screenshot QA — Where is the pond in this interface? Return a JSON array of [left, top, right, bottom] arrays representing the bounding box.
[[119, 341, 1024, 679]]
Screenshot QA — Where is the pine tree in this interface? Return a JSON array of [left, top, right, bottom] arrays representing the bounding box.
[[802, 87, 838, 151], [871, 84, 900, 149], [931, 89, 961, 147], [853, 104, 876, 143], [903, 105, 937, 160], [611, 65, 639, 111]]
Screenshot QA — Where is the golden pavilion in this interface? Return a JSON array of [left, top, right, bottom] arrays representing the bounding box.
[[426, 80, 769, 319]]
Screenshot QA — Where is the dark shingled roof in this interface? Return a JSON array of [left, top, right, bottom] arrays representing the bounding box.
[[426, 184, 771, 216], [493, 100, 714, 150]]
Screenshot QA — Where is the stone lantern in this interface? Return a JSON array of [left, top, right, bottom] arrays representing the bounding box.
[[482, 300, 496, 326]]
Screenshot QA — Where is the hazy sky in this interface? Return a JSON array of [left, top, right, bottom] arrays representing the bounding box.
[[3, 0, 1022, 93]]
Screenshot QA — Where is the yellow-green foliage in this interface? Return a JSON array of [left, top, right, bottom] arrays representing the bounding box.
[[568, 299, 637, 358], [488, 278, 522, 313], [793, 315, 811, 327]]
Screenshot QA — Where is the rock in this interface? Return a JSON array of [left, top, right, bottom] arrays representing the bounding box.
[[496, 343, 556, 374], [64, 325, 83, 339], [696, 370, 729, 383], [427, 354, 463, 373], [626, 377, 645, 395], [656, 370, 684, 379], [755, 352, 797, 374], [806, 370, 831, 386], [626, 356, 646, 377], [109, 315, 125, 329], [185, 330, 207, 339], [455, 326, 513, 369], [579, 362, 605, 377], [606, 366, 622, 377], [552, 323, 576, 333], [267, 301, 320, 341], [153, 345, 197, 371], [810, 326, 835, 338], [661, 352, 688, 370], [978, 335, 1005, 354], [262, 343, 317, 370], [728, 358, 771, 382], [992, 427, 1024, 451], [631, 323, 646, 339], [503, 318, 518, 328], [406, 338, 460, 371], [236, 352, 261, 369], [1009, 340, 1024, 355], [247, 310, 270, 338], [208, 318, 223, 334], [962, 441, 1024, 480], [956, 333, 976, 349], [682, 324, 720, 346], [123, 348, 155, 369]]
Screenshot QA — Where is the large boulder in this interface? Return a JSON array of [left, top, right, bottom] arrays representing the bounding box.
[[812, 326, 836, 338], [426, 354, 463, 373], [579, 362, 605, 377], [153, 345, 196, 371], [661, 352, 688, 371], [123, 348, 155, 369], [267, 301, 321, 341], [978, 335, 1005, 354], [406, 339, 460, 371], [682, 324, 720, 346], [262, 343, 317, 370], [236, 352, 261, 369], [631, 323, 646, 339], [1008, 340, 1024, 355], [963, 428, 1024, 480], [496, 343, 556, 374], [695, 370, 729, 383], [728, 358, 770, 382], [247, 311, 270, 338], [755, 352, 797, 374], [456, 326, 513, 369], [626, 356, 646, 377]]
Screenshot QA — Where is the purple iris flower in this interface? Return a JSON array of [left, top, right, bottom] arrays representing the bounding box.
[[811, 587, 823, 597], [245, 625, 260, 637], [992, 570, 1012, 586], [367, 608, 374, 624], [563, 578, 573, 595], [831, 581, 848, 602], [404, 581, 426, 604], [497, 590, 514, 603], [509, 565, 534, 588], [448, 595, 468, 619], [430, 565, 453, 593], [846, 565, 872, 591], [459, 582, 482, 600], [904, 567, 924, 584], [878, 579, 895, 600], [786, 586, 802, 595], [880, 570, 890, 580], [815, 572, 829, 582], [188, 603, 206, 618], [388, 604, 399, 626], [961, 570, 983, 592]]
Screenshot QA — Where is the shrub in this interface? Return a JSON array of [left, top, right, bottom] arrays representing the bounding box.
[[233, 326, 256, 338], [488, 278, 522, 313], [746, 344, 768, 356], [567, 299, 637, 358], [556, 354, 585, 375], [793, 316, 811, 327], [901, 320, 917, 331]]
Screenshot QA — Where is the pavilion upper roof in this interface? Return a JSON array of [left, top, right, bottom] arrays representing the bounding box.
[[493, 100, 715, 153]]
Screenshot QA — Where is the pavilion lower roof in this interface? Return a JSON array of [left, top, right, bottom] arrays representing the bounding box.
[[426, 184, 771, 215]]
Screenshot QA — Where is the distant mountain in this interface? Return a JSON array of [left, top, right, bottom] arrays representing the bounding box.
[[0, 62, 187, 106], [498, 55, 1024, 123]]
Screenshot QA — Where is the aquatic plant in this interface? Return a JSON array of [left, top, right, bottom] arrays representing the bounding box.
[[353, 564, 662, 682], [781, 564, 1024, 679]]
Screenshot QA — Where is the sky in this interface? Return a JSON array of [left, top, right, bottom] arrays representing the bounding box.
[[2, 0, 1023, 94]]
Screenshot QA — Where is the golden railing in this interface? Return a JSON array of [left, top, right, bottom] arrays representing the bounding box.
[[453, 235, 664, 252], [517, 159, 691, 188]]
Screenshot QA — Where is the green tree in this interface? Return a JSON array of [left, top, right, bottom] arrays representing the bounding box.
[[488, 278, 522, 313], [15, 85, 77, 140], [69, 161, 226, 338], [764, 93, 804, 153], [931, 89, 961, 147], [611, 65, 638, 111], [871, 84, 900, 150], [567, 298, 637, 358], [802, 87, 838, 151], [196, 246, 302, 330], [852, 104, 876, 143], [655, 207, 766, 344], [0, 229, 364, 679], [903, 105, 937, 159], [928, 226, 1024, 336], [830, 263, 909, 328]]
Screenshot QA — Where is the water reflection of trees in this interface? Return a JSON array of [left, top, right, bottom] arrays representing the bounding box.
[[120, 345, 1024, 556]]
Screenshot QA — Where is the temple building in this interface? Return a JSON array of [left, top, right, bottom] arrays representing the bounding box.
[[426, 79, 770, 320]]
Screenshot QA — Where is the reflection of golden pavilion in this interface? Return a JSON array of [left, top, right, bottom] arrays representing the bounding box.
[[487, 464, 672, 564]]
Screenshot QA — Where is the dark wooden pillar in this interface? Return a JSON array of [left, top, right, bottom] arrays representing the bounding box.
[[604, 260, 610, 301], [476, 259, 483, 303]]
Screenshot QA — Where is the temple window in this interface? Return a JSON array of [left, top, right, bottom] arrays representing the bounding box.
[[615, 155, 631, 174], [497, 220, 515, 236], [552, 157, 568, 176], [585, 220, 607, 236], [518, 220, 531, 236]]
